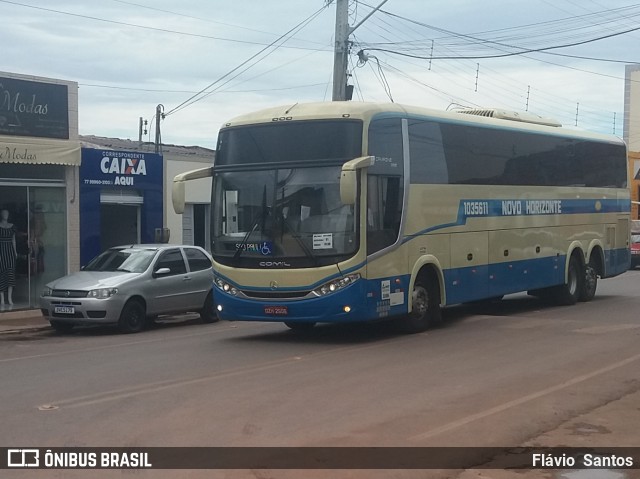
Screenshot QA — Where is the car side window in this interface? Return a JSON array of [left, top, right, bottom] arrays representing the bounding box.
[[184, 248, 211, 272], [155, 249, 187, 275]]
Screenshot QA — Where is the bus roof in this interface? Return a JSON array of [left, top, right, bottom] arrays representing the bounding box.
[[220, 101, 625, 146]]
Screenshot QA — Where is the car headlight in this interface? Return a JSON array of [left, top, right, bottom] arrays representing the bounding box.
[[312, 273, 360, 297], [41, 287, 53, 297], [214, 276, 238, 296], [87, 288, 119, 299]]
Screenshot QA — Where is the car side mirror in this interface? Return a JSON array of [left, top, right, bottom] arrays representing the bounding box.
[[154, 267, 171, 277]]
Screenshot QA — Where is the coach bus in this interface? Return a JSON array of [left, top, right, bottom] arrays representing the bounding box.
[[172, 102, 630, 332]]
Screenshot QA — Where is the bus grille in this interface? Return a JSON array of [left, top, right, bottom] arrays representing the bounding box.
[[242, 290, 310, 299]]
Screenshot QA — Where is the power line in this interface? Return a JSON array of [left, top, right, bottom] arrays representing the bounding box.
[[359, 24, 640, 61], [163, 4, 329, 117], [109, 0, 329, 48], [0, 0, 329, 52]]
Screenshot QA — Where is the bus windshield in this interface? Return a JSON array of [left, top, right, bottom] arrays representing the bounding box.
[[212, 166, 358, 267], [211, 120, 363, 268]]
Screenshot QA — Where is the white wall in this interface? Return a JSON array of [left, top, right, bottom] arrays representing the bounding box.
[[165, 159, 212, 245], [624, 65, 640, 151]]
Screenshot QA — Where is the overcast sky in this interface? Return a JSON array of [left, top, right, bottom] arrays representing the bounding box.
[[1, 0, 638, 150]]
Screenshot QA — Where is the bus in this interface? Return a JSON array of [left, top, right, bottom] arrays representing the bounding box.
[[172, 102, 630, 333]]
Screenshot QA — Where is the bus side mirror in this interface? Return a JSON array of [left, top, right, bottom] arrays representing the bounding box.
[[172, 166, 215, 214], [172, 180, 186, 214], [340, 156, 374, 205], [340, 170, 357, 205]]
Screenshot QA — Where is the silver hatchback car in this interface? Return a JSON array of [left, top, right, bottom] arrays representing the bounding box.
[[39, 244, 216, 333]]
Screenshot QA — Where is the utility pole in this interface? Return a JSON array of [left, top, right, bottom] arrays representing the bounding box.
[[332, 0, 350, 101], [331, 0, 390, 101], [155, 104, 164, 154]]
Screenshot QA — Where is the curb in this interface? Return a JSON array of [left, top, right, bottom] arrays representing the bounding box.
[[0, 308, 50, 334]]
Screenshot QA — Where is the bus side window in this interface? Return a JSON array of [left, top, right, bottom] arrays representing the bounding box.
[[367, 175, 402, 254], [367, 117, 404, 255]]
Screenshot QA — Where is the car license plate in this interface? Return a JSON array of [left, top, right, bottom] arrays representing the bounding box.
[[264, 305, 288, 316], [54, 306, 75, 314]]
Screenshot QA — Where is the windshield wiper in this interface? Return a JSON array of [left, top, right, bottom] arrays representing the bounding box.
[[280, 214, 318, 266]]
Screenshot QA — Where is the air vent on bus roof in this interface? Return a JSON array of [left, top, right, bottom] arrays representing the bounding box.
[[457, 108, 562, 127]]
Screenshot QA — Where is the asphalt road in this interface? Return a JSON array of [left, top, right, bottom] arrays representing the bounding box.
[[2, 271, 640, 479]]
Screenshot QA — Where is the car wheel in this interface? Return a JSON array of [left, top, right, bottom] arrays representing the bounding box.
[[200, 291, 219, 323], [50, 320, 75, 333], [118, 299, 146, 334]]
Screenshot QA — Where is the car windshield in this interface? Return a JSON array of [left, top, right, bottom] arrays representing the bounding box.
[[632, 234, 640, 244], [84, 248, 157, 273]]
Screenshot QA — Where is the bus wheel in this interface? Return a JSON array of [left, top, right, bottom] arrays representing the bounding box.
[[579, 261, 598, 302], [402, 277, 442, 333], [552, 254, 583, 306], [285, 322, 316, 332]]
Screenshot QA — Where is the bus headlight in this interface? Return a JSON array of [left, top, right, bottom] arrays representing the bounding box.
[[214, 276, 238, 296], [312, 274, 360, 297]]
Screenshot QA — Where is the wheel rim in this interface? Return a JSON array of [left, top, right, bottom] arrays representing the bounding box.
[[568, 261, 579, 296], [412, 285, 428, 318], [125, 306, 144, 330]]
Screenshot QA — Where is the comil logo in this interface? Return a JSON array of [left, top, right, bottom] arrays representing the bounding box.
[[7, 449, 39, 467]]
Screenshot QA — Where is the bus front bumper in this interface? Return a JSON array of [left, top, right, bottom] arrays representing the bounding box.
[[214, 282, 371, 324]]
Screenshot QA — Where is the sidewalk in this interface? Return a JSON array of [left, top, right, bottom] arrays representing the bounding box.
[[0, 307, 51, 334], [457, 389, 640, 478]]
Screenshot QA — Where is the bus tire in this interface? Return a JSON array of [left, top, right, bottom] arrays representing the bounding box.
[[402, 277, 442, 333], [579, 260, 598, 302], [552, 254, 583, 306]]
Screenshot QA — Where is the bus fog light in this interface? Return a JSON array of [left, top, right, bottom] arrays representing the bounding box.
[[217, 305, 223, 312], [343, 306, 351, 313]]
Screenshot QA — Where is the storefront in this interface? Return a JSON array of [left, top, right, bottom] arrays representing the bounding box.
[[0, 72, 80, 311], [79, 148, 163, 265]]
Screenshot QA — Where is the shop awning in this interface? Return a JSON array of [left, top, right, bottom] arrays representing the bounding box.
[[0, 135, 81, 166]]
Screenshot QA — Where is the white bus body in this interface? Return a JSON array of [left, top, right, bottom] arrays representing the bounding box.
[[174, 102, 630, 332]]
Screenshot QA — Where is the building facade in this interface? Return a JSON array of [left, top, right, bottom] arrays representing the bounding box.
[[79, 147, 164, 265], [0, 71, 80, 310], [625, 65, 640, 219], [80, 136, 214, 252]]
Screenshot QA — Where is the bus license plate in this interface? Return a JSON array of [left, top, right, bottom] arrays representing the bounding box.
[[264, 305, 288, 316], [54, 306, 75, 314]]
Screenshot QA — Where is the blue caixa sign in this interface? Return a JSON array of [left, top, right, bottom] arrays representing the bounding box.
[[79, 148, 163, 265]]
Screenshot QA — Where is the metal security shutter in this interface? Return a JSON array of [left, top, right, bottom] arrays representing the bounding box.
[[100, 189, 143, 205]]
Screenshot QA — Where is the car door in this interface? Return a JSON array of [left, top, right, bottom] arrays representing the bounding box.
[[183, 247, 214, 308], [147, 248, 191, 315]]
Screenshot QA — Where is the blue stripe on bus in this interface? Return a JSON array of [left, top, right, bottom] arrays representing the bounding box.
[[403, 198, 630, 242], [215, 247, 630, 323]]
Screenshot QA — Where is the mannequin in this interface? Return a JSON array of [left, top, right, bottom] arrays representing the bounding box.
[[0, 209, 17, 306]]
